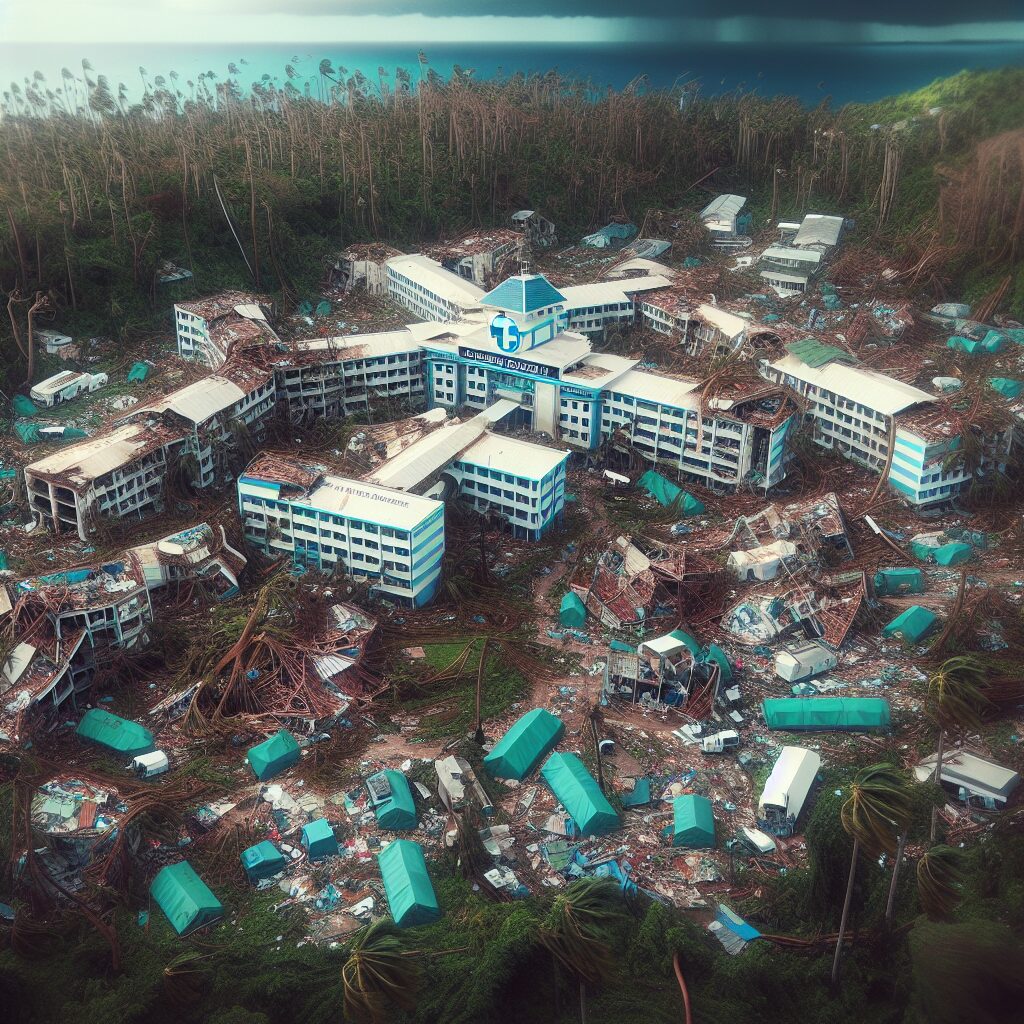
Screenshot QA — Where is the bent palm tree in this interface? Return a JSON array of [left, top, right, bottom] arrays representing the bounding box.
[[540, 877, 628, 1024], [341, 919, 421, 1024], [832, 763, 912, 985], [917, 845, 966, 919], [927, 655, 992, 841]]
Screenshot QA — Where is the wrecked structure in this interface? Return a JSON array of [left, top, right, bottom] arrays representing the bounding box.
[[422, 229, 521, 288], [174, 292, 277, 368], [510, 209, 556, 248], [330, 242, 404, 294], [385, 253, 485, 322]]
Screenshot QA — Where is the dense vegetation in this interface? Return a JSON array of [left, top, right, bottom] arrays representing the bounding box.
[[1, 62, 1023, 379]]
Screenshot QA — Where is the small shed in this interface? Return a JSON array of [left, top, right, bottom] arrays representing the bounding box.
[[240, 841, 287, 882], [670, 794, 716, 848], [151, 862, 223, 936], [882, 605, 937, 644], [76, 708, 155, 758], [247, 729, 300, 781], [559, 591, 587, 628], [484, 707, 565, 781], [873, 568, 923, 596], [540, 752, 620, 836], [377, 839, 441, 928], [934, 542, 972, 567], [301, 818, 338, 860], [369, 770, 418, 830]]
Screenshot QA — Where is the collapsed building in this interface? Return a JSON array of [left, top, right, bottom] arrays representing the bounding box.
[[422, 229, 522, 288], [174, 292, 277, 368], [760, 214, 845, 295], [330, 243, 404, 294]]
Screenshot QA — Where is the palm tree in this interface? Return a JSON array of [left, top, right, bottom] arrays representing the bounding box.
[[927, 655, 992, 841], [340, 919, 421, 1024], [917, 845, 966, 919], [832, 763, 912, 985], [540, 877, 627, 1023]]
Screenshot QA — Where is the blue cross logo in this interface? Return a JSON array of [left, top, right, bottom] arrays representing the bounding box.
[[490, 314, 521, 353]]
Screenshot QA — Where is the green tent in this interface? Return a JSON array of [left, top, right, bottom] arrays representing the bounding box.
[[637, 470, 704, 515], [989, 377, 1023, 400], [540, 752, 620, 836], [314, 300, 332, 317], [882, 605, 937, 644], [559, 591, 587, 628], [873, 568, 924, 596], [670, 629, 702, 658], [934, 542, 972, 567], [370, 770, 417, 830], [240, 841, 287, 882], [947, 335, 982, 355], [76, 708, 155, 757], [762, 697, 891, 731], [247, 729, 300, 781], [484, 708, 565, 781], [128, 361, 152, 383], [671, 794, 715, 848], [377, 839, 441, 928], [910, 541, 938, 562], [12, 395, 37, 418], [302, 818, 338, 860], [151, 862, 223, 936], [981, 330, 1006, 352], [706, 644, 733, 683]]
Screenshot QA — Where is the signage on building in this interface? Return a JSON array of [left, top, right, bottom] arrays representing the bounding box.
[[457, 346, 560, 380], [559, 385, 598, 399]]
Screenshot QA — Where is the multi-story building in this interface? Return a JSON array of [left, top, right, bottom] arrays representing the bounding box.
[[760, 213, 844, 296], [385, 253, 485, 322], [639, 288, 749, 356], [700, 194, 751, 244], [265, 330, 426, 423], [763, 338, 1011, 508], [423, 229, 521, 288], [174, 292, 276, 368], [237, 457, 445, 607], [559, 277, 671, 339]]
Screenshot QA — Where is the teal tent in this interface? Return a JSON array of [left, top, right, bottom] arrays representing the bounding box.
[[301, 818, 338, 860], [12, 395, 37, 418], [609, 639, 637, 653], [128, 361, 152, 383], [671, 795, 715, 848], [669, 629, 702, 658], [377, 839, 440, 928], [981, 329, 1006, 352], [247, 729, 300, 781], [621, 777, 651, 807], [540, 752, 619, 836], [762, 697, 891, 731], [989, 378, 1023, 399], [314, 300, 332, 317], [76, 708, 155, 757], [370, 770, 417, 830], [484, 708, 565, 781], [559, 591, 587, 628], [637, 470, 704, 515], [947, 336, 982, 355], [240, 841, 286, 882], [910, 541, 938, 562], [934, 542, 972, 567], [705, 644, 733, 683], [297, 300, 313, 315], [882, 605, 937, 644], [151, 862, 223, 936], [873, 568, 924, 596]]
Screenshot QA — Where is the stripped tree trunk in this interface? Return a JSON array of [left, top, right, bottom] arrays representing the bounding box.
[[832, 837, 860, 985]]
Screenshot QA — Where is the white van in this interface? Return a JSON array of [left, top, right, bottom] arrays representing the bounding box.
[[129, 750, 169, 778], [701, 729, 741, 754]]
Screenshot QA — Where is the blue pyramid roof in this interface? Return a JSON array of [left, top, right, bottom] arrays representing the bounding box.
[[480, 274, 566, 314]]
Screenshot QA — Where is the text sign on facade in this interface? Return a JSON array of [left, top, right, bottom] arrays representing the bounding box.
[[457, 346, 560, 380]]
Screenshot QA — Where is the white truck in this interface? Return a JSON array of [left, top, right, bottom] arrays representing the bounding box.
[[758, 746, 822, 832], [700, 729, 741, 754], [773, 639, 837, 683], [30, 370, 108, 407]]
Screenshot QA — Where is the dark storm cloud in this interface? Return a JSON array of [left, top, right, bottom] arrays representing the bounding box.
[[255, 0, 1019, 25]]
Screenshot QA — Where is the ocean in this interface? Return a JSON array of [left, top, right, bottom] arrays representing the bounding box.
[[1, 41, 1021, 108]]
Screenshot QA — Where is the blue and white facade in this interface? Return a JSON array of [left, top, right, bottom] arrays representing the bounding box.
[[237, 459, 445, 607]]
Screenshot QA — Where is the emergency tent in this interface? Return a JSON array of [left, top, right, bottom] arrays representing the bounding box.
[[377, 839, 441, 928], [76, 708, 155, 758], [127, 361, 152, 383], [762, 697, 891, 732], [671, 794, 716, 848], [151, 862, 223, 936], [240, 841, 286, 882], [873, 568, 923, 596], [302, 818, 338, 860], [934, 542, 972, 567], [247, 729, 300, 781], [705, 644, 733, 683], [989, 377, 1023, 399], [484, 707, 565, 781], [636, 470, 704, 515], [371, 770, 418, 830], [882, 605, 937, 644], [559, 591, 587, 628], [540, 752, 620, 836]]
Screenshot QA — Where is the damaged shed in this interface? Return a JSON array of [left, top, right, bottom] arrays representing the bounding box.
[[882, 606, 937, 644], [368, 770, 418, 831], [151, 862, 223, 937], [76, 709, 155, 758], [247, 730, 301, 781], [670, 794, 716, 848]]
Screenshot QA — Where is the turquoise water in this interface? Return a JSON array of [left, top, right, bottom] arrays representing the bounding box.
[[2, 41, 1022, 107]]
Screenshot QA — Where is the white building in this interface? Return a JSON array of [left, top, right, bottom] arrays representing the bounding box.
[[763, 338, 1011, 508], [30, 371, 107, 407], [174, 292, 276, 367], [639, 289, 749, 356], [385, 253, 485, 322], [700, 194, 749, 242], [559, 277, 671, 338], [237, 457, 445, 607], [759, 245, 823, 294]]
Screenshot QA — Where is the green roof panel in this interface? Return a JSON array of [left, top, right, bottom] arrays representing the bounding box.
[[559, 591, 587, 628], [480, 274, 566, 314], [762, 697, 891, 731], [785, 337, 856, 368]]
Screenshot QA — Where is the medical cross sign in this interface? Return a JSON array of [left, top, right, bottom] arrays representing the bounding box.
[[489, 313, 521, 353]]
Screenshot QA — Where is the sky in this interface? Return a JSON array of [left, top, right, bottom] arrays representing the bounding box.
[[1, 0, 1022, 43]]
